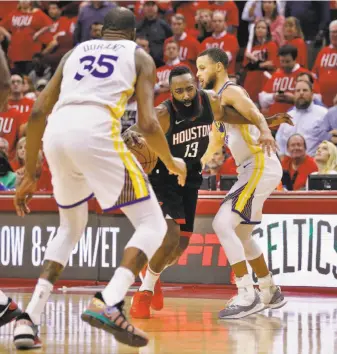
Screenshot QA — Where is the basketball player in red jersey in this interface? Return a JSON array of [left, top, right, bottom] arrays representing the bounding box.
[[0, 47, 22, 328], [126, 66, 291, 319]]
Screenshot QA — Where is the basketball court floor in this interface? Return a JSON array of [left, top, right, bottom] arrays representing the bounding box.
[[0, 285, 336, 354]]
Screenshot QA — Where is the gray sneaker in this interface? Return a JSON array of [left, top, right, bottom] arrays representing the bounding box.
[[261, 286, 287, 310], [218, 289, 265, 320]]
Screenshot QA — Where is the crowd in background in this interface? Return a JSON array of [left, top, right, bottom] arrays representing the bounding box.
[[1, 0, 337, 192]]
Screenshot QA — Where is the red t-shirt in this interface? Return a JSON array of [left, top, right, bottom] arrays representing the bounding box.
[[210, 1, 239, 28], [176, 1, 211, 33], [164, 33, 201, 73], [262, 65, 313, 115], [8, 97, 34, 122], [243, 41, 278, 103], [0, 107, 24, 159], [200, 32, 239, 74], [281, 155, 318, 190], [1, 9, 53, 62], [312, 45, 337, 107], [36, 158, 53, 192], [154, 61, 191, 106], [283, 38, 308, 68]]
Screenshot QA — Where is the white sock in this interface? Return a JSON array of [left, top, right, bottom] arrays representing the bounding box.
[[26, 278, 53, 325], [236, 274, 255, 297], [0, 290, 8, 305], [139, 266, 161, 292], [102, 267, 135, 307]]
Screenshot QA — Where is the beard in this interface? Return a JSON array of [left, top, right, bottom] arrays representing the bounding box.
[[203, 74, 217, 90], [172, 90, 202, 120], [295, 98, 311, 110]]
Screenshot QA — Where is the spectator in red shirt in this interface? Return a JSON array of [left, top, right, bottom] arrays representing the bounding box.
[[0, 1, 53, 74], [281, 134, 318, 190], [175, 1, 211, 33], [196, 9, 213, 42], [154, 40, 190, 106], [200, 11, 239, 74], [243, 19, 278, 103], [11, 136, 25, 171], [259, 45, 312, 115], [312, 20, 337, 108], [210, 0, 239, 34], [0, 100, 25, 160], [164, 14, 200, 73], [8, 74, 34, 122], [283, 17, 308, 68]]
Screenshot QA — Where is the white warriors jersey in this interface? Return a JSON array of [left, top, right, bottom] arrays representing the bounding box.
[[217, 81, 263, 165], [52, 39, 137, 122]]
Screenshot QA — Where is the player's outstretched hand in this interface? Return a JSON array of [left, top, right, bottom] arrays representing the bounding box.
[[258, 129, 277, 157], [14, 175, 37, 217], [267, 112, 294, 129], [122, 129, 143, 147], [167, 157, 187, 186]]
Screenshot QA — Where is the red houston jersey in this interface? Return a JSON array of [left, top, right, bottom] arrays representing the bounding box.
[[8, 97, 34, 121], [164, 33, 201, 72], [312, 45, 337, 107], [243, 41, 278, 102], [261, 64, 314, 115], [0, 107, 24, 159], [200, 31, 239, 74], [0, 8, 53, 62]]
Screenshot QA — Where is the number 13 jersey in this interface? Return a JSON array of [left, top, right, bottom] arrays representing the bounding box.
[[53, 39, 137, 120], [154, 90, 213, 187]]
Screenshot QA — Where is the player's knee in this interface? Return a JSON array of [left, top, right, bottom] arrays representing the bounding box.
[[126, 211, 167, 261], [242, 238, 262, 261]]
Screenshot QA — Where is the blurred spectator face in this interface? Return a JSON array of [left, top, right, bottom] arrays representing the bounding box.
[[279, 54, 296, 73], [330, 22, 337, 48], [294, 81, 313, 109], [208, 149, 225, 169], [16, 138, 26, 162], [212, 12, 226, 34], [287, 135, 306, 160], [10, 75, 24, 95], [136, 37, 150, 53], [22, 76, 30, 94], [255, 21, 268, 39], [262, 1, 276, 16], [90, 23, 103, 39], [165, 42, 179, 61], [171, 16, 185, 36], [315, 143, 330, 164], [0, 138, 9, 157], [143, 2, 158, 20], [284, 18, 298, 39], [48, 3, 61, 20], [19, 0, 32, 10], [199, 10, 212, 28]]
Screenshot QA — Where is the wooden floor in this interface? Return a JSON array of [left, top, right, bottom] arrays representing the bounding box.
[[0, 287, 336, 354]]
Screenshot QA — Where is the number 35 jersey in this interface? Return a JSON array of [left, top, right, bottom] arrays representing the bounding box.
[[153, 90, 213, 187], [53, 39, 137, 120]]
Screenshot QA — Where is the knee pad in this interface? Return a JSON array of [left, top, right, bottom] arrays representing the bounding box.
[[126, 212, 167, 260], [44, 203, 88, 267]]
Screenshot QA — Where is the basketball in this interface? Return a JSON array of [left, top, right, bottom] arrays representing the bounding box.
[[124, 133, 158, 174]]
